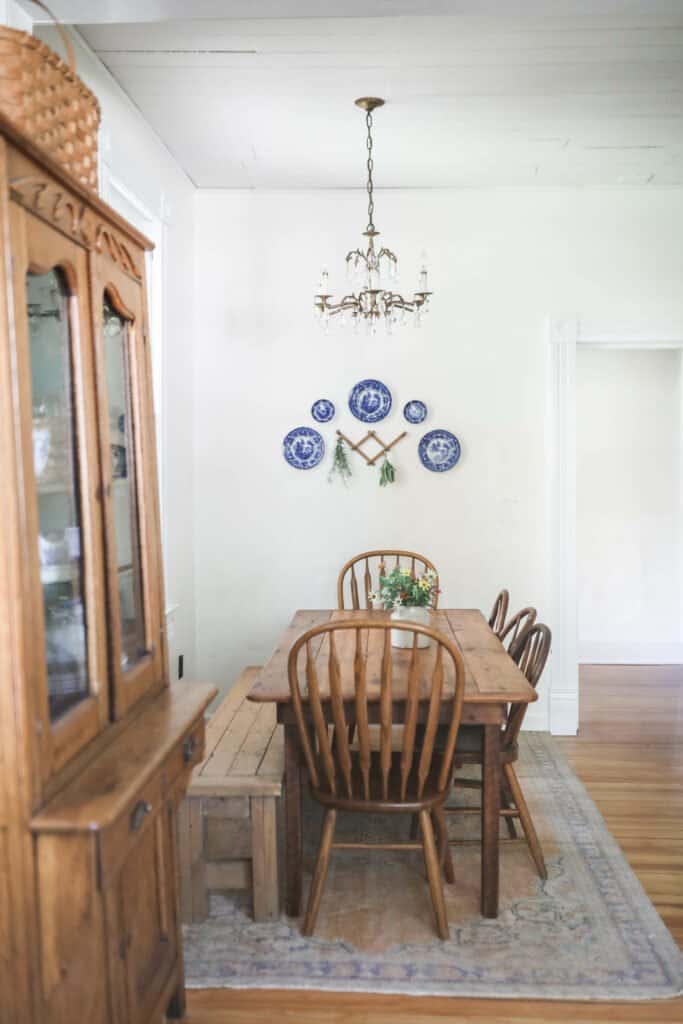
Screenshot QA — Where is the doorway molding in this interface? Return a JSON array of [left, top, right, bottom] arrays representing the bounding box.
[[545, 317, 683, 735]]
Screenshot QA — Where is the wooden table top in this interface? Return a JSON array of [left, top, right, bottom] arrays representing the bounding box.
[[248, 609, 537, 707]]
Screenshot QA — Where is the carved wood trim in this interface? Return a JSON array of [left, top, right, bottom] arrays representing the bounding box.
[[9, 176, 142, 281]]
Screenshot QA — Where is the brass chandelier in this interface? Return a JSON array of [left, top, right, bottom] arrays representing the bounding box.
[[315, 97, 432, 334]]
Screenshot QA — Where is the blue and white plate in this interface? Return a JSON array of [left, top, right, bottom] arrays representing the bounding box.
[[349, 379, 392, 423], [311, 398, 335, 423], [403, 400, 427, 424], [418, 430, 461, 472], [283, 427, 325, 470]]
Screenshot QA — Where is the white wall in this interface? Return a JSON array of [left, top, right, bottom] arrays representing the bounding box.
[[30, 20, 198, 681], [2, 0, 30, 29], [577, 347, 683, 663], [193, 187, 683, 725]]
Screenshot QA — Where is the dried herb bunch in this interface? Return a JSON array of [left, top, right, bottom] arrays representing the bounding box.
[[329, 435, 353, 485], [379, 456, 396, 487]]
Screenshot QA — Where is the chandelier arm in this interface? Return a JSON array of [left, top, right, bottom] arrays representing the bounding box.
[[345, 248, 370, 265], [315, 294, 360, 312]]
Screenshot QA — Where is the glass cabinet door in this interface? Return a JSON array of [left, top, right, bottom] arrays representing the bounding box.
[[12, 209, 110, 788], [28, 269, 90, 721], [94, 263, 164, 718], [103, 298, 148, 673]]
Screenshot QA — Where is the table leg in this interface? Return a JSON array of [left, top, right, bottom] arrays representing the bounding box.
[[284, 723, 303, 917], [481, 723, 501, 917]]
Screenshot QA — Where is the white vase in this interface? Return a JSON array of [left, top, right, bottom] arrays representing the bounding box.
[[390, 605, 432, 648]]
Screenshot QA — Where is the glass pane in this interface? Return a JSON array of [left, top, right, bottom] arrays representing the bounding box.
[[28, 269, 89, 721], [103, 297, 147, 671]]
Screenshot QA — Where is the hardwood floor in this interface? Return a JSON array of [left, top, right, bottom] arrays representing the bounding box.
[[184, 664, 683, 1023]]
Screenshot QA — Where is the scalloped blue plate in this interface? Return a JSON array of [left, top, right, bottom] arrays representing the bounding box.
[[349, 379, 392, 423], [404, 400, 427, 424], [311, 399, 335, 423], [418, 430, 461, 472], [283, 427, 325, 470]]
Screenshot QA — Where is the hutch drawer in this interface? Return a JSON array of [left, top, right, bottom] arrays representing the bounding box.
[[98, 772, 164, 886], [165, 714, 206, 792]]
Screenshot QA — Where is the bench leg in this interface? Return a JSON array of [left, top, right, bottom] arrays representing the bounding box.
[[178, 797, 208, 923], [251, 796, 280, 921]]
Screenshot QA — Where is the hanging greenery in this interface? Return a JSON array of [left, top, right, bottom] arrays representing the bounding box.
[[379, 456, 396, 487], [329, 435, 353, 485]]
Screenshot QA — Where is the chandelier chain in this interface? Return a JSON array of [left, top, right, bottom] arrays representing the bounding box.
[[366, 110, 375, 233]]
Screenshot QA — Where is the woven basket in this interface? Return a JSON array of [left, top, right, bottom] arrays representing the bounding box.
[[0, 6, 100, 191]]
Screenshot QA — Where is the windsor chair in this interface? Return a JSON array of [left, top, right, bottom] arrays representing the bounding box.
[[337, 549, 439, 610], [447, 622, 552, 878], [488, 589, 510, 637], [287, 619, 466, 937], [500, 606, 537, 651]]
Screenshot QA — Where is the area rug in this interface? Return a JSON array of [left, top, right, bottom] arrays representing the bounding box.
[[183, 731, 683, 1000]]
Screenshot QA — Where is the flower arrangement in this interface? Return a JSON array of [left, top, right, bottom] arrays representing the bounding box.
[[373, 567, 439, 610]]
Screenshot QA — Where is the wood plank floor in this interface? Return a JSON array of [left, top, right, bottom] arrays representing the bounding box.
[[184, 664, 683, 1023]]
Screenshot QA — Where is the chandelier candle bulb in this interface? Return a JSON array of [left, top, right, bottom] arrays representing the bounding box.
[[314, 97, 433, 331]]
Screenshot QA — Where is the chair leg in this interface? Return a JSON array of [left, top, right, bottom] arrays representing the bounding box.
[[302, 808, 337, 936], [419, 810, 449, 940], [500, 781, 518, 839], [503, 763, 547, 880], [432, 806, 455, 884]]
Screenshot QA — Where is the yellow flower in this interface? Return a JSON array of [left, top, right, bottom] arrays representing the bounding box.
[[400, 568, 412, 576]]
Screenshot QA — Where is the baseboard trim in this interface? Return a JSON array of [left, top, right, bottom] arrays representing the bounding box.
[[522, 702, 549, 732], [549, 693, 578, 736], [579, 642, 683, 665]]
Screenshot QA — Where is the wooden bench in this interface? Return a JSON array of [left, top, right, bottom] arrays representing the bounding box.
[[178, 666, 283, 923]]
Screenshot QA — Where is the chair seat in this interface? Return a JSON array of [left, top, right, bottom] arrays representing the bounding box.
[[432, 724, 518, 765], [437, 724, 519, 765], [311, 749, 449, 812]]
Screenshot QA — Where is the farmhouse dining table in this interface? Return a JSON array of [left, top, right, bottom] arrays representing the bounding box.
[[248, 607, 537, 919]]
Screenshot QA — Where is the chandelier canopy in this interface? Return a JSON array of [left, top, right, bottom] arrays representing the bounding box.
[[315, 97, 432, 334]]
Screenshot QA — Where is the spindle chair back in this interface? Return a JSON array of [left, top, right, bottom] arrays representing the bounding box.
[[499, 606, 537, 651], [337, 550, 439, 610], [504, 623, 551, 750], [488, 588, 509, 637], [287, 619, 466, 937]]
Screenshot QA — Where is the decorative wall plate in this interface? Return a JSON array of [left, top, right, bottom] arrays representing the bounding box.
[[403, 400, 427, 424], [418, 429, 461, 472], [311, 398, 335, 423], [349, 379, 392, 423], [283, 427, 325, 470]]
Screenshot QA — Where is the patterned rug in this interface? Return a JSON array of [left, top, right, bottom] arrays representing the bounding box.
[[183, 732, 683, 1000]]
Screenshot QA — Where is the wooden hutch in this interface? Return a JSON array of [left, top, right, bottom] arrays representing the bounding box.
[[0, 109, 214, 1024]]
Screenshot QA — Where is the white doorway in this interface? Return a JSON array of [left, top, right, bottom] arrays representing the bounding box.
[[577, 347, 683, 665], [546, 319, 683, 735]]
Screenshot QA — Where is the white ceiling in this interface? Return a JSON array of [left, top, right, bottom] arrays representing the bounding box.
[[22, 1, 683, 189]]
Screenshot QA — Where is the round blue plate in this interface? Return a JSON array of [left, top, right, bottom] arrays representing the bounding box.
[[418, 430, 461, 472], [283, 427, 325, 470], [403, 400, 427, 424], [349, 379, 392, 423], [311, 398, 335, 423]]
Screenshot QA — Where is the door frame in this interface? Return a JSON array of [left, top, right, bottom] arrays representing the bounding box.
[[545, 317, 683, 735]]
